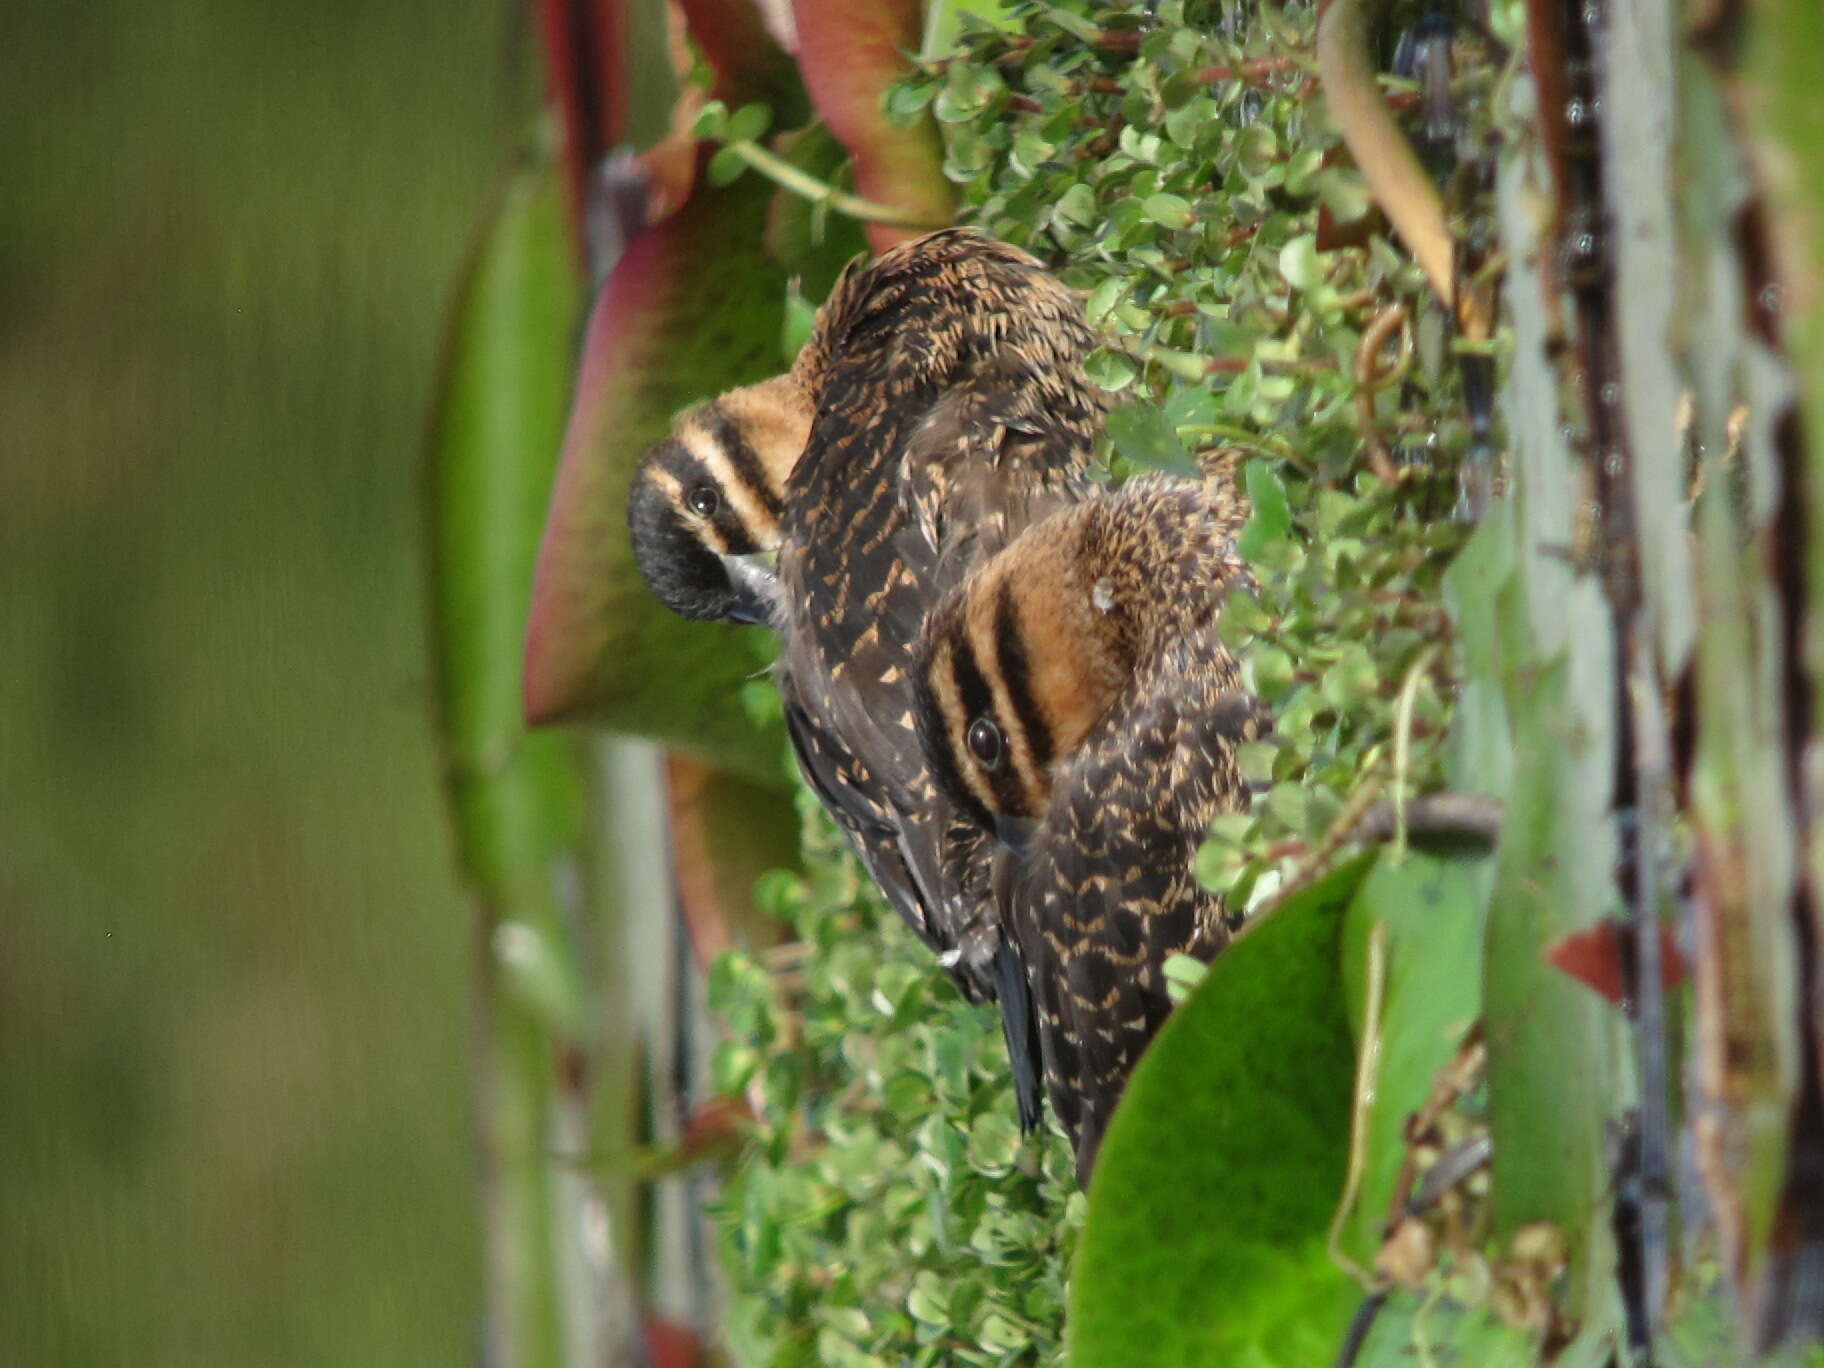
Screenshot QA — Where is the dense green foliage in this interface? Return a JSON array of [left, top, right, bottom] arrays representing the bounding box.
[[711, 808, 1081, 1366], [703, 0, 1492, 1360]]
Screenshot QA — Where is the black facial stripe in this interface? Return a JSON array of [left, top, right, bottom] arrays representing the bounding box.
[[715, 507, 761, 555], [993, 579, 1052, 771], [628, 460, 735, 621], [660, 445, 762, 556], [702, 403, 784, 520], [915, 652, 994, 837], [950, 627, 1028, 820]]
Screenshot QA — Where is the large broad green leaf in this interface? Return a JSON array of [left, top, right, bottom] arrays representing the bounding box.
[[1069, 856, 1374, 1368], [1338, 850, 1494, 1264], [522, 154, 792, 783], [1440, 116, 1628, 1328], [792, 0, 955, 251], [425, 164, 591, 1368], [1350, 1297, 1536, 1368], [429, 167, 588, 893], [1474, 643, 1621, 1257]]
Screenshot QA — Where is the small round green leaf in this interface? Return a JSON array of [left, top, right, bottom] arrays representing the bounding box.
[[1278, 232, 1322, 290], [691, 99, 729, 140], [1105, 400, 1196, 475], [1083, 346, 1141, 392], [706, 144, 750, 187], [725, 101, 773, 145], [1142, 192, 1196, 229]]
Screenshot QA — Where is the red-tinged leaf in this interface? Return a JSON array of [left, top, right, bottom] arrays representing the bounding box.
[[523, 150, 791, 783], [666, 754, 798, 968], [1545, 919, 1690, 1009], [534, 0, 630, 243], [643, 1315, 705, 1368], [537, 0, 808, 253], [792, 0, 956, 251], [642, 0, 808, 220], [630, 1094, 754, 1179], [1339, 851, 1493, 1266], [680, 1094, 755, 1152], [678, 0, 805, 113]]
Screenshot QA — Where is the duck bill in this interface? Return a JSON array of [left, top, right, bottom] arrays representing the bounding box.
[[992, 813, 1039, 858], [718, 551, 781, 628]]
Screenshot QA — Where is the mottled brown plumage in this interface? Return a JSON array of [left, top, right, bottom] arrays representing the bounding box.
[[776, 231, 1107, 1125], [914, 474, 1263, 1182], [628, 229, 1107, 1126]]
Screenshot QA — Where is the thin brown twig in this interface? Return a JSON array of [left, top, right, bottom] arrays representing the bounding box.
[[1204, 354, 1337, 377], [1353, 301, 1413, 482], [1196, 56, 1303, 85], [723, 140, 952, 230]]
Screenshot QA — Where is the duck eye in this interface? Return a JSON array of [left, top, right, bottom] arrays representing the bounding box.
[[966, 717, 1004, 770], [687, 484, 720, 517]]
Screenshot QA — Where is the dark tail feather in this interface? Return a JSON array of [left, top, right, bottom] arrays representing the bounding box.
[[1074, 1114, 1107, 1189], [991, 938, 1045, 1133]]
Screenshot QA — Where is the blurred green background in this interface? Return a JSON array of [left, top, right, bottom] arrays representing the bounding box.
[[0, 2, 532, 1360]]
